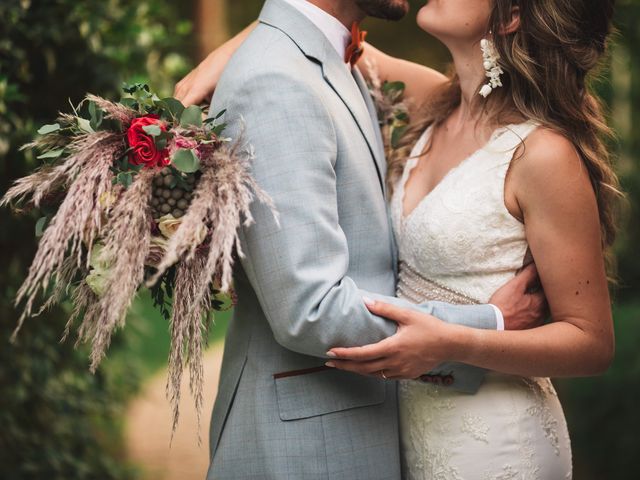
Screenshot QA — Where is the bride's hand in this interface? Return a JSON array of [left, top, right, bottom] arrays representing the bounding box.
[[174, 52, 225, 107], [174, 21, 258, 107], [326, 300, 457, 380]]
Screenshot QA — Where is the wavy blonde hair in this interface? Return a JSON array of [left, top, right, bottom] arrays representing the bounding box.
[[387, 0, 622, 251]]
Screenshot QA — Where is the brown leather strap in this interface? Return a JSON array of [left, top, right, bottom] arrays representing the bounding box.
[[273, 365, 331, 379]]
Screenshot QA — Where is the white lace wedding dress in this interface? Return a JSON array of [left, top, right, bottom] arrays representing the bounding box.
[[391, 121, 573, 480]]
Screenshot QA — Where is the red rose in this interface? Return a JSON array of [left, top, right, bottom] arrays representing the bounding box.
[[127, 115, 169, 168]]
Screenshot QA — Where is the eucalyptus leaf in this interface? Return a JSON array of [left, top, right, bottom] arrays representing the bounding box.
[[154, 129, 171, 150], [35, 216, 49, 238], [395, 111, 410, 122], [180, 105, 203, 127], [120, 97, 137, 109], [117, 172, 133, 188], [37, 148, 65, 160], [89, 101, 103, 130], [123, 82, 149, 94], [382, 81, 405, 94], [211, 123, 227, 136], [213, 108, 227, 120], [391, 125, 408, 149], [122, 83, 137, 94], [120, 155, 143, 173], [160, 97, 185, 119], [37, 123, 61, 135], [77, 117, 94, 134], [135, 90, 155, 108], [142, 124, 162, 137], [155, 137, 168, 150], [171, 148, 200, 173]]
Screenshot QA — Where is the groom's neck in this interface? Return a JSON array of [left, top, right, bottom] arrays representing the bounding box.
[[306, 0, 366, 28]]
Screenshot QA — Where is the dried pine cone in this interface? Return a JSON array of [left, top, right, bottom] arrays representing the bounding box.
[[150, 167, 198, 219]]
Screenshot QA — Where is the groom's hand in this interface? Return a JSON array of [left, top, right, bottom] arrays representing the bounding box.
[[489, 263, 548, 330]]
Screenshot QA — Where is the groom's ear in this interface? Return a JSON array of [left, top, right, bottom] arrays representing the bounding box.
[[499, 6, 521, 35]]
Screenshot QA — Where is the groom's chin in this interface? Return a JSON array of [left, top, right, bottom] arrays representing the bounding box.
[[356, 0, 410, 21]]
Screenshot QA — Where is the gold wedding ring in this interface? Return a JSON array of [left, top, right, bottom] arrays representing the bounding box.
[[380, 370, 388, 380]]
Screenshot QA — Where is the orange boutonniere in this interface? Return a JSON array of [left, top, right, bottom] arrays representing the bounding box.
[[345, 22, 367, 67]]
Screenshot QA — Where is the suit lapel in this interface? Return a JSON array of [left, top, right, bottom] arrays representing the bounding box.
[[320, 60, 387, 195], [352, 66, 387, 196], [259, 0, 387, 196], [352, 67, 398, 272]]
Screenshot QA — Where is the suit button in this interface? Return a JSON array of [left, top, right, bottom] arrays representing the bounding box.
[[419, 374, 433, 383], [443, 375, 454, 386], [432, 376, 443, 385]]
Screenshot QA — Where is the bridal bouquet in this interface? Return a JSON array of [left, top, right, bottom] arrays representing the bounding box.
[[2, 83, 275, 437]]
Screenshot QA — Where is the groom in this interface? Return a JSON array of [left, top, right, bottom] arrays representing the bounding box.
[[195, 1, 543, 478]]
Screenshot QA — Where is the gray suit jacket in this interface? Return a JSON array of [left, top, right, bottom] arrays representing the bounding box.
[[206, 1, 498, 478]]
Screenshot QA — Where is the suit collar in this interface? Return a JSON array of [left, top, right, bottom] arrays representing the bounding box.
[[259, 0, 335, 65], [280, 0, 352, 60]]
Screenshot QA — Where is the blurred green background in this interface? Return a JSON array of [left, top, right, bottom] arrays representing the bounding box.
[[1, 1, 638, 479]]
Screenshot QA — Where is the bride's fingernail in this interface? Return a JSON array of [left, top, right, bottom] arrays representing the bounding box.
[[326, 351, 337, 358], [325, 362, 336, 368], [362, 296, 375, 306]]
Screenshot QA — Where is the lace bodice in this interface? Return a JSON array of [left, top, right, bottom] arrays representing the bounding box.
[[391, 120, 572, 480], [390, 121, 539, 303]]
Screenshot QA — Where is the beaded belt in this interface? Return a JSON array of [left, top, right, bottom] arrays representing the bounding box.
[[397, 262, 480, 306]]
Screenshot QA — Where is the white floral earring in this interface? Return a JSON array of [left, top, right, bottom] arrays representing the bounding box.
[[479, 36, 504, 98]]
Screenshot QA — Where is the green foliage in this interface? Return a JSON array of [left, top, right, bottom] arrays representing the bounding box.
[[158, 97, 186, 121], [380, 80, 410, 149], [611, 2, 640, 301], [180, 104, 204, 127], [557, 302, 640, 480], [0, 0, 195, 478], [149, 265, 177, 322], [0, 308, 142, 480], [37, 123, 61, 135], [171, 148, 201, 173]]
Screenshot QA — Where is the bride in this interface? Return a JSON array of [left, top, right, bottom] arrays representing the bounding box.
[[176, 0, 619, 478]]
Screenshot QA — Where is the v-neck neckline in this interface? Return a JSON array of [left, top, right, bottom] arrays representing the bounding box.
[[399, 122, 526, 223]]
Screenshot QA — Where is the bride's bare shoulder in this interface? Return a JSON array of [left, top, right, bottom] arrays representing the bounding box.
[[510, 126, 597, 214], [514, 127, 589, 184]]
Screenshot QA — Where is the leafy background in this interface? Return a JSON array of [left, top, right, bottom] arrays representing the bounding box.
[[0, 0, 638, 479]]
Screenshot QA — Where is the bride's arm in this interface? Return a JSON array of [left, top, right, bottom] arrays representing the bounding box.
[[174, 21, 258, 106], [359, 42, 447, 112], [328, 129, 614, 379], [452, 129, 615, 377]]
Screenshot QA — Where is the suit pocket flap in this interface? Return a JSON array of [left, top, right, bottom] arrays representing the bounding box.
[[274, 367, 386, 421]]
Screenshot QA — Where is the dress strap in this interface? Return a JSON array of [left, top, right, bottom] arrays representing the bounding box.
[[410, 124, 434, 158], [486, 121, 539, 166]]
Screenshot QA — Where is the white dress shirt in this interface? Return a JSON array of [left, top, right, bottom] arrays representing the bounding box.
[[282, 0, 506, 331], [282, 0, 352, 62]]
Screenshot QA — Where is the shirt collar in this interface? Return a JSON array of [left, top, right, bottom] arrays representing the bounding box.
[[281, 0, 352, 61]]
